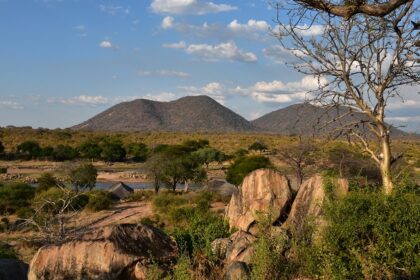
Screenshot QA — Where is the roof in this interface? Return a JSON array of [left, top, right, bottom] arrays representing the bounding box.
[[108, 182, 134, 200]]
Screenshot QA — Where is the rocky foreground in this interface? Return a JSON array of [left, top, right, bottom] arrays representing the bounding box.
[[1, 169, 348, 280]]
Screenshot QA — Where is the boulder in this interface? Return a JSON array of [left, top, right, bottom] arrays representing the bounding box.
[[212, 231, 256, 266], [225, 169, 292, 232], [0, 259, 29, 280], [283, 175, 348, 232], [223, 261, 251, 280], [28, 223, 177, 280], [204, 179, 237, 199]]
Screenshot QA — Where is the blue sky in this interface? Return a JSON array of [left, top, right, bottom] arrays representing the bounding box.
[[0, 0, 418, 132]]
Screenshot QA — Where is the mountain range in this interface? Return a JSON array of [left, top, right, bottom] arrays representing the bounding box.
[[71, 95, 406, 136]]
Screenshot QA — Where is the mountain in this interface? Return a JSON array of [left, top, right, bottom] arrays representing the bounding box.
[[71, 95, 257, 132], [252, 103, 407, 137]]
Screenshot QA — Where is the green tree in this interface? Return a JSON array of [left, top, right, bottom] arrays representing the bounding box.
[[226, 156, 273, 185], [192, 147, 226, 169], [40, 146, 54, 159], [37, 172, 59, 193], [78, 141, 102, 161], [68, 163, 98, 191], [100, 140, 126, 162], [86, 190, 112, 211], [127, 142, 149, 162], [146, 153, 169, 193], [16, 140, 41, 159], [53, 145, 78, 161], [0, 141, 4, 155], [0, 182, 35, 214], [248, 141, 268, 153]]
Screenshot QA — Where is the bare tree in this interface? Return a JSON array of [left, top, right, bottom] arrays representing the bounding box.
[[290, 0, 413, 19], [276, 138, 318, 185], [274, 2, 419, 194]]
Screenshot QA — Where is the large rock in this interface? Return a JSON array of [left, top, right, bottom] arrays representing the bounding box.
[[28, 224, 177, 280], [204, 179, 237, 198], [283, 175, 348, 232], [223, 261, 250, 280], [225, 169, 292, 232], [212, 231, 256, 266], [0, 259, 29, 280]]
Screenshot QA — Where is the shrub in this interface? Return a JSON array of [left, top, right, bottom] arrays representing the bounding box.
[[127, 190, 154, 202], [86, 190, 112, 212], [226, 155, 273, 185], [173, 254, 193, 280], [0, 167, 7, 174], [0, 182, 35, 214], [36, 172, 58, 193], [0, 242, 18, 259], [321, 190, 420, 279]]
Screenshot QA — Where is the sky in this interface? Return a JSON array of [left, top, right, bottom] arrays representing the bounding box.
[[0, 0, 418, 132]]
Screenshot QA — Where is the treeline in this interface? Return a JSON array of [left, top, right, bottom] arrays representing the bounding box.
[[0, 137, 147, 162]]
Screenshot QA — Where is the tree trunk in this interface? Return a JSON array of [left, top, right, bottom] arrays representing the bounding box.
[[172, 181, 177, 192], [295, 169, 303, 186], [380, 135, 394, 195], [154, 177, 159, 194], [184, 181, 189, 193]]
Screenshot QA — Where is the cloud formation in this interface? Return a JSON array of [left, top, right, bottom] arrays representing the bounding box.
[[263, 45, 307, 64], [164, 41, 257, 62], [151, 0, 237, 15], [48, 95, 110, 106], [99, 5, 130, 15], [234, 76, 327, 103], [180, 82, 226, 103], [99, 40, 113, 49], [0, 101, 24, 110]]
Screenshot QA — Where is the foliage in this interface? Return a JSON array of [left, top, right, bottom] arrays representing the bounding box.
[[248, 141, 268, 152], [0, 141, 4, 154], [0, 182, 35, 214], [68, 163, 98, 191], [320, 190, 420, 279], [173, 254, 193, 280], [37, 172, 59, 193], [126, 190, 154, 202], [127, 142, 149, 162], [226, 155, 273, 185], [100, 139, 126, 162], [53, 145, 78, 161], [86, 190, 112, 211], [16, 140, 41, 159], [0, 242, 18, 259], [192, 147, 226, 168], [78, 141, 102, 160]]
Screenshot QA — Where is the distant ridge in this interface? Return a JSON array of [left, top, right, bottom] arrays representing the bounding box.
[[251, 103, 407, 137], [71, 96, 407, 136], [71, 95, 256, 132]]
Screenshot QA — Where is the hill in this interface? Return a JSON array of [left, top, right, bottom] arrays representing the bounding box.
[[252, 103, 407, 137], [71, 95, 256, 132]]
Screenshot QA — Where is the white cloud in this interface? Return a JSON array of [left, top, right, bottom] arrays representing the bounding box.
[[99, 40, 113, 49], [139, 69, 190, 78], [184, 42, 257, 62], [228, 19, 269, 33], [161, 16, 175, 29], [162, 41, 187, 49], [275, 24, 324, 37], [0, 101, 24, 110], [151, 0, 237, 15], [234, 76, 327, 103], [48, 95, 110, 106], [180, 82, 226, 104], [142, 92, 177, 102]]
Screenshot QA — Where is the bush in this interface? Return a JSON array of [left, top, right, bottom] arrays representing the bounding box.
[[0, 167, 7, 174], [0, 242, 18, 259], [320, 190, 420, 279], [173, 254, 193, 280], [127, 190, 154, 202], [226, 155, 273, 185], [86, 190, 112, 212], [0, 182, 35, 214], [36, 172, 58, 193]]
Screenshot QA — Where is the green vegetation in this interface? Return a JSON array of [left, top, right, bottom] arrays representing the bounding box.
[[0, 242, 18, 259], [36, 172, 59, 193], [226, 155, 273, 185], [68, 163, 98, 191], [0, 182, 35, 214], [248, 141, 268, 152], [127, 142, 149, 162], [86, 190, 113, 211]]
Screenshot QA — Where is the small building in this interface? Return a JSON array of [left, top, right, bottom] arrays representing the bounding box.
[[108, 182, 134, 200]]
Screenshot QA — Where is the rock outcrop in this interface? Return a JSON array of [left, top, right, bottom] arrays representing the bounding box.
[[225, 169, 292, 232], [212, 231, 256, 266], [223, 261, 251, 280], [0, 259, 29, 280], [283, 175, 348, 232], [28, 223, 177, 280]]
